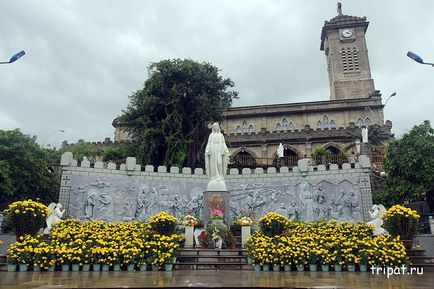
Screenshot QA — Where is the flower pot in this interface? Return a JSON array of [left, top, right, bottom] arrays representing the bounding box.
[[347, 265, 356, 272], [172, 257, 177, 263], [228, 244, 236, 249], [164, 263, 173, 271], [72, 264, 80, 272], [309, 264, 317, 272], [296, 265, 304, 272], [113, 264, 121, 271], [284, 264, 291, 272], [82, 264, 91, 272], [93, 264, 101, 271], [200, 244, 208, 249], [247, 256, 253, 264], [254, 264, 261, 271], [359, 264, 368, 272], [7, 264, 17, 272], [61, 264, 70, 272], [402, 239, 414, 250], [47, 266, 55, 272], [273, 265, 280, 271], [211, 219, 224, 226], [152, 264, 159, 271], [33, 265, 41, 272], [334, 264, 342, 272], [102, 264, 110, 271], [19, 264, 28, 272], [127, 264, 135, 271], [262, 264, 270, 271], [139, 264, 148, 271], [321, 264, 329, 272]]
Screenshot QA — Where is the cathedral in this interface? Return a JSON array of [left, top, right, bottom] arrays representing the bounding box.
[[113, 4, 393, 169]]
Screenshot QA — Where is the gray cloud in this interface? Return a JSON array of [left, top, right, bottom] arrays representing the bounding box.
[[1, 0, 433, 148]]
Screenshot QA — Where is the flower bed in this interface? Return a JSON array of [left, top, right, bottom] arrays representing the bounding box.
[[6, 211, 184, 271], [245, 212, 408, 271]]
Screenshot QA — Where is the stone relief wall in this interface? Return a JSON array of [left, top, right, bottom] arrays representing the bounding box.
[[59, 153, 373, 223]]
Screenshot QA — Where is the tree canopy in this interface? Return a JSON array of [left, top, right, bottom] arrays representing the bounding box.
[[374, 120, 434, 209], [121, 59, 238, 168], [0, 129, 60, 210]]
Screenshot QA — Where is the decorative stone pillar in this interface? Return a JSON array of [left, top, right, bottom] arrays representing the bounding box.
[[184, 226, 194, 248], [241, 226, 251, 247]]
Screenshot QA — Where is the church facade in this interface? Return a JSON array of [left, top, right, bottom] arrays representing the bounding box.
[[113, 5, 393, 169]]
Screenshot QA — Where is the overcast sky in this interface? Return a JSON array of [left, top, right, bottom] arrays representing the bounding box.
[[1, 0, 433, 149]]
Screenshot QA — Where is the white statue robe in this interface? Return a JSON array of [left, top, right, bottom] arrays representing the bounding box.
[[205, 131, 229, 181]]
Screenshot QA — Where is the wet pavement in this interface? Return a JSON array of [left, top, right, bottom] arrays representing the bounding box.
[[0, 270, 433, 289]]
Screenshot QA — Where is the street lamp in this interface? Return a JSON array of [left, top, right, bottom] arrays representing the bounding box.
[[42, 129, 65, 148], [0, 50, 26, 64], [384, 92, 396, 107], [407, 51, 434, 67]]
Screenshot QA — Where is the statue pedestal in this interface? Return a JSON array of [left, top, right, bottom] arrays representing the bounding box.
[[241, 226, 251, 247], [203, 191, 230, 226], [184, 226, 194, 248]]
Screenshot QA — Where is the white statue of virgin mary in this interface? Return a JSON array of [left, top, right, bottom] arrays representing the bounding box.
[[205, 122, 229, 191]]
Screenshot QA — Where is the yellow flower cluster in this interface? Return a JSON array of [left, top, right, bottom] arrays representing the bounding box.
[[149, 211, 178, 235], [258, 212, 290, 236], [236, 216, 253, 226], [148, 233, 184, 267], [383, 205, 420, 240], [7, 235, 55, 268], [5, 199, 50, 217], [246, 220, 408, 268], [384, 205, 420, 219], [6, 212, 184, 270], [182, 215, 198, 227], [4, 200, 50, 237]]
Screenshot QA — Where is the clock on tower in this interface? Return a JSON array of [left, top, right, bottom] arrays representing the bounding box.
[[320, 3, 376, 100]]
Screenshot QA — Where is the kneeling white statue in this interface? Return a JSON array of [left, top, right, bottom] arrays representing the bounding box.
[[367, 204, 388, 236], [43, 203, 65, 234]]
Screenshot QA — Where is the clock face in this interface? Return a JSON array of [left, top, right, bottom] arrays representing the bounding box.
[[342, 29, 353, 38]]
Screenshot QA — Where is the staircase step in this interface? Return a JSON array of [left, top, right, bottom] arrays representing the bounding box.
[[174, 263, 253, 270]]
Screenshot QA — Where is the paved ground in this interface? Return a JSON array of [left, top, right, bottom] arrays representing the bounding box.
[[0, 270, 433, 289]]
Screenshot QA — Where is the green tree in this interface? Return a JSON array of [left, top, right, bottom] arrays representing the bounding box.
[[121, 59, 238, 168], [0, 129, 60, 210], [374, 121, 434, 208], [60, 139, 101, 163]]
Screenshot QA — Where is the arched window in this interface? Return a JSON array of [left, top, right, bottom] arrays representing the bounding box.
[[357, 118, 364, 128], [282, 118, 289, 131], [288, 122, 295, 132], [248, 125, 254, 134], [323, 115, 329, 129], [282, 148, 299, 167], [234, 151, 256, 168], [236, 126, 241, 134], [317, 121, 323, 129], [276, 123, 281, 131], [365, 117, 372, 126], [330, 120, 336, 128], [242, 121, 248, 133]]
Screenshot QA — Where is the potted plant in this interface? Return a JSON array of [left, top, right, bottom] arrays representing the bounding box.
[[225, 232, 237, 249], [198, 231, 211, 249], [382, 205, 420, 250]]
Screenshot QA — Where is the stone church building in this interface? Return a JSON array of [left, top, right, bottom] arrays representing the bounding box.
[[113, 5, 393, 169]]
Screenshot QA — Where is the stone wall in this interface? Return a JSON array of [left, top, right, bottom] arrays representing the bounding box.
[[59, 152, 373, 223]]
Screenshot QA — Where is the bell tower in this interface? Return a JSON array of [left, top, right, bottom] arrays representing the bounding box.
[[320, 3, 376, 100]]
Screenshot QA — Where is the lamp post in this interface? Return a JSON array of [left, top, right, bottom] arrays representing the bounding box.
[[384, 92, 396, 107], [0, 50, 26, 64], [42, 129, 65, 148], [407, 51, 434, 67]]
